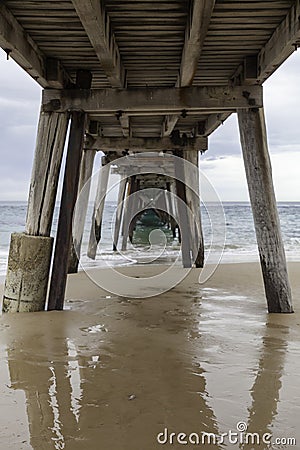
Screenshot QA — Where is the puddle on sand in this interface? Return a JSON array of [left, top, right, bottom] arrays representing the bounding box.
[[80, 324, 108, 334]]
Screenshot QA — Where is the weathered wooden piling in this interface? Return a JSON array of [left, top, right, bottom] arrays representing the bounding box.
[[158, 189, 170, 226], [68, 149, 96, 273], [164, 183, 172, 229], [238, 107, 293, 313], [48, 111, 87, 311], [174, 152, 192, 268], [183, 149, 204, 268], [122, 176, 138, 251], [113, 177, 127, 251], [168, 181, 178, 238], [26, 111, 69, 237], [87, 158, 110, 259]]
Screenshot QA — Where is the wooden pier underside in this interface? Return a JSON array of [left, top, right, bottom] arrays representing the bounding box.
[[1, 0, 299, 313], [1, 0, 299, 140]]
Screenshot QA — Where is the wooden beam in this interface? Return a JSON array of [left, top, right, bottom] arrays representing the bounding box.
[[46, 58, 72, 89], [43, 85, 263, 114], [162, 115, 179, 137], [244, 55, 259, 83], [85, 136, 208, 152], [179, 0, 216, 87], [48, 111, 86, 311], [71, 0, 125, 87], [163, 0, 215, 136], [197, 112, 232, 137], [257, 0, 300, 82], [238, 107, 293, 313], [88, 120, 101, 137], [118, 113, 130, 137], [0, 4, 70, 88]]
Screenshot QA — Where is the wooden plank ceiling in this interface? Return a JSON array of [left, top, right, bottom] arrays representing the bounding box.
[[1, 0, 297, 142]]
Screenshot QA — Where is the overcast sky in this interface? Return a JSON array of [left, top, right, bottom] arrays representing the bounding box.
[[0, 48, 299, 202]]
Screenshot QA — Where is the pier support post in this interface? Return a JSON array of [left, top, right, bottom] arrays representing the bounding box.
[[128, 179, 140, 244], [158, 189, 169, 226], [122, 176, 137, 251], [48, 111, 87, 310], [174, 152, 192, 268], [68, 149, 96, 273], [113, 177, 127, 251], [3, 110, 69, 313], [26, 111, 69, 236], [168, 181, 178, 238], [238, 107, 293, 313], [87, 158, 110, 259], [183, 150, 204, 268], [164, 184, 172, 229]]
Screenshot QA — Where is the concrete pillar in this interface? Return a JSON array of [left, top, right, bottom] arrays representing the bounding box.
[[238, 107, 293, 313], [3, 233, 53, 313]]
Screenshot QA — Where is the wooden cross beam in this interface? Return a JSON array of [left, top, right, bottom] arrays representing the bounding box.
[[112, 166, 175, 177], [197, 112, 233, 137], [162, 0, 215, 136], [42, 85, 263, 114], [179, 0, 216, 87], [71, 0, 126, 88], [118, 113, 131, 137], [85, 136, 208, 152], [231, 1, 300, 86], [257, 0, 300, 83], [0, 4, 70, 88]]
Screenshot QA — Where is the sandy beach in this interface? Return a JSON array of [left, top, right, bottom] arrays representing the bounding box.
[[0, 262, 300, 449]]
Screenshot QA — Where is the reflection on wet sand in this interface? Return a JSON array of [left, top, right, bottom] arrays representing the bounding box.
[[6, 324, 77, 449], [244, 320, 288, 449], [66, 339, 83, 424], [0, 263, 300, 449], [2, 288, 222, 449]]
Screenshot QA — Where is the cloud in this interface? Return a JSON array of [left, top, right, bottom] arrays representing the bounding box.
[[205, 51, 300, 158], [201, 150, 300, 202], [0, 49, 41, 201], [207, 114, 241, 157], [201, 155, 249, 201], [264, 52, 300, 148]]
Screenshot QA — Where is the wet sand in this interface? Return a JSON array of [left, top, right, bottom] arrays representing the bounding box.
[[0, 262, 300, 449]]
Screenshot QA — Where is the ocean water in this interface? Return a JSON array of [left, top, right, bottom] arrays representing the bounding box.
[[0, 201, 300, 278]]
